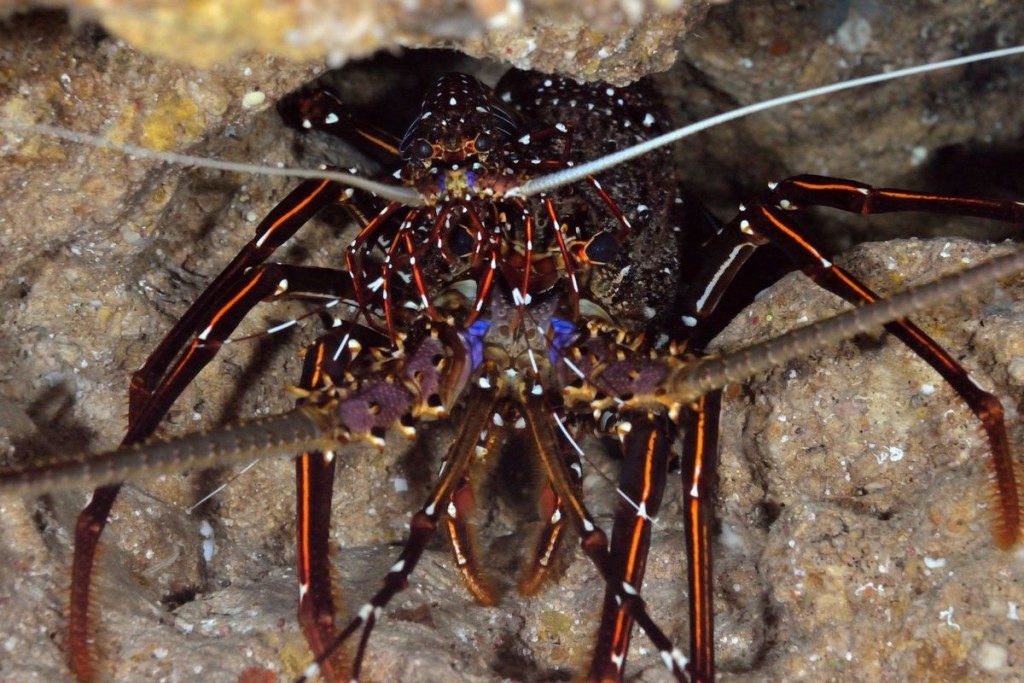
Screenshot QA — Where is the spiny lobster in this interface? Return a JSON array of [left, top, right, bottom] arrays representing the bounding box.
[[2, 48, 1024, 683]]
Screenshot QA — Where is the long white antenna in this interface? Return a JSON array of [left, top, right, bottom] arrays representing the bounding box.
[[1, 119, 426, 206], [509, 45, 1024, 198]]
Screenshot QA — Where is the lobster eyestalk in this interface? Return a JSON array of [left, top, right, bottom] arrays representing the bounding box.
[[0, 407, 342, 496]]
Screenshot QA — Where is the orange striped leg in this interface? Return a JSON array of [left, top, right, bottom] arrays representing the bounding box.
[[303, 387, 502, 682], [70, 181, 347, 681], [281, 86, 402, 164], [519, 396, 688, 682], [127, 264, 355, 445], [588, 415, 674, 682], [681, 390, 721, 682], [443, 412, 506, 606], [519, 413, 583, 596], [295, 326, 374, 681], [767, 174, 1024, 223], [745, 201, 1021, 547], [129, 179, 344, 429], [68, 484, 121, 682]]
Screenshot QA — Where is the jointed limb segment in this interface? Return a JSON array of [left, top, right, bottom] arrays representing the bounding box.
[[296, 331, 354, 680], [680, 174, 1022, 550], [303, 387, 501, 681], [768, 174, 1024, 223], [744, 191, 1021, 547], [127, 263, 357, 445], [680, 390, 721, 683], [519, 413, 582, 596], [520, 396, 689, 682], [71, 178, 357, 681], [588, 415, 674, 681], [129, 179, 345, 430], [69, 484, 122, 683]]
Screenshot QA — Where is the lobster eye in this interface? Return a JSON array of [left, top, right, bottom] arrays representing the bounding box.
[[411, 139, 434, 160], [474, 133, 493, 153], [584, 231, 618, 264]]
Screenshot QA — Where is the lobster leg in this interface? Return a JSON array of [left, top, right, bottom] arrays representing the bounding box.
[[678, 176, 1023, 549], [766, 174, 1024, 223], [443, 411, 508, 606], [518, 410, 583, 596], [741, 196, 1021, 548], [519, 394, 688, 681], [128, 179, 345, 432], [295, 325, 373, 681], [680, 390, 722, 683], [444, 472, 500, 606], [129, 264, 357, 440], [587, 414, 674, 682], [304, 386, 501, 681], [69, 259, 355, 681]]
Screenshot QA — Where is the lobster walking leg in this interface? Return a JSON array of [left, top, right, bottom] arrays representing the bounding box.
[[304, 386, 501, 681], [518, 410, 583, 596], [69, 260, 355, 681], [766, 174, 1024, 223], [128, 179, 345, 432], [680, 390, 722, 683], [588, 414, 674, 681], [296, 325, 375, 680], [519, 394, 688, 681], [443, 409, 509, 606], [678, 177, 1023, 550], [70, 180, 347, 680], [742, 197, 1021, 547]]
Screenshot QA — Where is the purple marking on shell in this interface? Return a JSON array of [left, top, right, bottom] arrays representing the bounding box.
[[401, 335, 447, 399], [596, 360, 667, 397], [337, 381, 413, 434]]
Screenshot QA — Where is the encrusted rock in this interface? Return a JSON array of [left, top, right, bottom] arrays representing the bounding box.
[[1, 3, 1022, 681]]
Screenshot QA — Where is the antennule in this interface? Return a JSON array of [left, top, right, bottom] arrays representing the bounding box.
[[1, 118, 426, 206], [666, 248, 1024, 402], [509, 45, 1024, 198]]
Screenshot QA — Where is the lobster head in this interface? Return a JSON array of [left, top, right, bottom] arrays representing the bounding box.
[[399, 73, 523, 201]]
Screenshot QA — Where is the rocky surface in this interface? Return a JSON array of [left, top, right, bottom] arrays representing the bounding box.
[[710, 238, 1024, 681], [1, 3, 1023, 682], [4, 0, 713, 83]]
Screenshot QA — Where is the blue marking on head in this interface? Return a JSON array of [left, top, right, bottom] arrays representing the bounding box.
[[466, 319, 491, 369], [548, 318, 577, 366]]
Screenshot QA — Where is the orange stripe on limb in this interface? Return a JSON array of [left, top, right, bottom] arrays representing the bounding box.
[[204, 270, 265, 333], [262, 179, 332, 243], [299, 454, 312, 585]]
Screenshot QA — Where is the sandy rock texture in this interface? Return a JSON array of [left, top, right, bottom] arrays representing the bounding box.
[[4, 0, 713, 84], [709, 238, 1024, 681], [1, 2, 1023, 682]]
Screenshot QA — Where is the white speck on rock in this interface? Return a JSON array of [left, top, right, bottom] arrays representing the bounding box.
[[835, 15, 872, 53], [241, 90, 266, 109], [976, 642, 1007, 671]]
